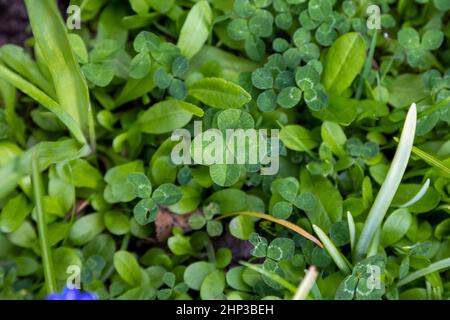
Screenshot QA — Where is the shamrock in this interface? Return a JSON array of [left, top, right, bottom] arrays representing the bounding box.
[[335, 255, 386, 300], [398, 27, 444, 68], [188, 202, 224, 237], [127, 173, 182, 225]]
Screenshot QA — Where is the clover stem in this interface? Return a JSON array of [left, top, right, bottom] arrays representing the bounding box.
[[32, 156, 56, 294], [217, 211, 323, 247], [356, 29, 378, 99]]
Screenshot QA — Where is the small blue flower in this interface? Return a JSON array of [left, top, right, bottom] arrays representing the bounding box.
[[46, 287, 97, 300]]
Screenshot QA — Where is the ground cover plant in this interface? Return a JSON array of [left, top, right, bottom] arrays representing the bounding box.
[[0, 0, 449, 300]]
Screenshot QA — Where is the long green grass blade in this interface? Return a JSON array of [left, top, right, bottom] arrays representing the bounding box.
[[32, 156, 56, 294], [355, 103, 417, 260], [398, 178, 430, 208], [356, 30, 377, 99], [312, 224, 351, 275], [395, 138, 450, 175], [397, 258, 450, 287], [24, 0, 93, 143], [239, 261, 297, 293], [0, 44, 56, 98], [0, 64, 87, 144]]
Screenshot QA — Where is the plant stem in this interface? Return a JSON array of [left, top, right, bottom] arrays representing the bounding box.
[[312, 225, 351, 275], [355, 103, 416, 260], [293, 266, 318, 300], [239, 261, 297, 293], [394, 137, 450, 175], [356, 30, 377, 99], [32, 156, 56, 294], [397, 258, 450, 287], [217, 211, 323, 247]]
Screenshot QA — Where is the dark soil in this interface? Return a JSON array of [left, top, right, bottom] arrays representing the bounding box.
[[0, 0, 70, 46], [0, 0, 29, 46]]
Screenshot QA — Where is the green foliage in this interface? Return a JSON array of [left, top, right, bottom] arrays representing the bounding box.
[[0, 0, 448, 302]]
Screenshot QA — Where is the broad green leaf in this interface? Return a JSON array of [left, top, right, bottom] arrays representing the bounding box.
[[114, 251, 143, 287], [229, 216, 255, 240], [104, 211, 130, 235], [279, 125, 318, 154], [137, 100, 194, 134], [188, 77, 251, 109], [25, 0, 92, 142], [300, 168, 343, 223], [386, 74, 427, 109], [311, 93, 357, 125], [209, 164, 242, 186], [104, 161, 144, 203], [184, 261, 216, 290], [177, 1, 212, 58], [200, 270, 225, 300], [8, 221, 37, 249], [167, 185, 201, 214], [189, 45, 258, 82], [168, 233, 194, 255], [226, 267, 252, 292], [69, 213, 105, 246], [53, 247, 81, 281], [381, 208, 412, 246], [0, 194, 32, 233], [322, 32, 366, 94], [217, 109, 254, 130], [321, 121, 347, 158]]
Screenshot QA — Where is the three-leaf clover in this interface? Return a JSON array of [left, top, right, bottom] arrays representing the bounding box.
[[188, 202, 223, 237], [398, 27, 444, 68], [335, 255, 386, 300], [128, 173, 182, 225]]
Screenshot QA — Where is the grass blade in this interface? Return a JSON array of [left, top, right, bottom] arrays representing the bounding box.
[[394, 137, 450, 175], [356, 30, 377, 99], [397, 258, 450, 287], [239, 261, 297, 293], [0, 64, 87, 144], [217, 211, 323, 247], [0, 44, 56, 98], [398, 178, 430, 208], [24, 0, 93, 144], [367, 227, 381, 257], [312, 224, 351, 275], [293, 266, 318, 300], [347, 211, 356, 254], [32, 156, 56, 294], [177, 0, 212, 58], [355, 103, 417, 260]]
